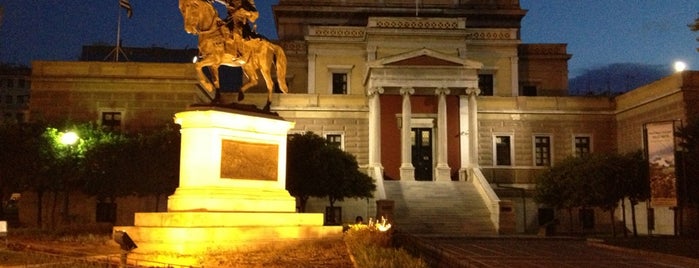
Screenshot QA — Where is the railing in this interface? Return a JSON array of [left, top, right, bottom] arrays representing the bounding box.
[[468, 168, 501, 233]]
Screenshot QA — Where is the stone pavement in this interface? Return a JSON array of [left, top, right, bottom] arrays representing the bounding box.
[[399, 235, 699, 268]]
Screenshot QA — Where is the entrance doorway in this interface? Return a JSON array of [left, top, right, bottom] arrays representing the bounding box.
[[412, 128, 433, 181]]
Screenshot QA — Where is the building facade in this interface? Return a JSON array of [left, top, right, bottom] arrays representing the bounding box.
[[24, 0, 699, 234], [0, 64, 31, 123]]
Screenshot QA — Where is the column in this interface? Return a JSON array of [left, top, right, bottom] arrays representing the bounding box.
[[458, 95, 469, 181], [368, 87, 386, 199], [435, 87, 451, 181], [466, 87, 480, 168], [399, 87, 415, 181]]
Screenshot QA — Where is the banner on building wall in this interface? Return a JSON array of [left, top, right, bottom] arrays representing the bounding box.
[[645, 121, 677, 207]]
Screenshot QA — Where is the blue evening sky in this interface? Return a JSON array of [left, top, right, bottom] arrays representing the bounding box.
[[0, 0, 697, 78]]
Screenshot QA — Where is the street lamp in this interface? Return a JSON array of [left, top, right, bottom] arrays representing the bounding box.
[[60, 131, 79, 146], [58, 131, 79, 224]]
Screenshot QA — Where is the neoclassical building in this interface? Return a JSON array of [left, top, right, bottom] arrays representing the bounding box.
[[26, 0, 698, 235]]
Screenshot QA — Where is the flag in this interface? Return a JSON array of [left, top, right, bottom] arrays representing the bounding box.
[[120, 0, 133, 18]]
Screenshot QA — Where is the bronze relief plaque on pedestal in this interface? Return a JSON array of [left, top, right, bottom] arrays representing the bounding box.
[[220, 139, 278, 181]]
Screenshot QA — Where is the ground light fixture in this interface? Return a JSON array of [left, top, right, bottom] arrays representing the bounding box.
[[113, 230, 137, 251], [114, 230, 137, 267]]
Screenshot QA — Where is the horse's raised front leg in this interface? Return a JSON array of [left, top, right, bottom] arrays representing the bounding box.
[[194, 61, 215, 93]]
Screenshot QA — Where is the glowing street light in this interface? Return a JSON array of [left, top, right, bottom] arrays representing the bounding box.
[[60, 131, 79, 145], [674, 61, 687, 73]]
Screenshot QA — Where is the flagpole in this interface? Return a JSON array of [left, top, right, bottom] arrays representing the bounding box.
[[105, 1, 129, 62], [116, 4, 121, 62]]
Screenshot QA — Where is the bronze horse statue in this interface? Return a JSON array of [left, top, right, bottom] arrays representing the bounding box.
[[178, 0, 288, 110]]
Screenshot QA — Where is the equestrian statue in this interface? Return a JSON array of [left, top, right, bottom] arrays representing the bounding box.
[[179, 0, 288, 111]]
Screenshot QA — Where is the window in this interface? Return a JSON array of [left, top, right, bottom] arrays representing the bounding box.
[[534, 136, 551, 166], [494, 135, 512, 166], [331, 73, 347, 94], [478, 74, 494, 96], [5, 95, 12, 104], [574, 136, 591, 158], [522, 85, 537, 96], [579, 208, 595, 229], [328, 65, 353, 95], [102, 112, 122, 131], [16, 95, 26, 104], [325, 133, 343, 149], [15, 113, 25, 123]]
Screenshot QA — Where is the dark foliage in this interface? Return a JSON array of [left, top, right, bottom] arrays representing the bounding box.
[[286, 132, 375, 212]]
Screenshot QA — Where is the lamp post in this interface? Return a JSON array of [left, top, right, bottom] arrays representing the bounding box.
[[60, 131, 79, 146], [59, 131, 79, 224]]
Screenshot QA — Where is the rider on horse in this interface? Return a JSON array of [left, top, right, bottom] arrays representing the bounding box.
[[216, 0, 260, 64]]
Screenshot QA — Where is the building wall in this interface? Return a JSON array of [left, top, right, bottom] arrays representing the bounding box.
[[29, 61, 200, 131], [518, 44, 571, 96], [17, 190, 168, 227], [477, 96, 616, 184], [0, 65, 31, 123], [615, 72, 699, 154]]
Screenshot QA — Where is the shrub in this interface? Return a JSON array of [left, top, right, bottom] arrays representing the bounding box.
[[344, 218, 427, 268]]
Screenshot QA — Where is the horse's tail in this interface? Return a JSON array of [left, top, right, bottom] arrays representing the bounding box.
[[272, 44, 289, 94]]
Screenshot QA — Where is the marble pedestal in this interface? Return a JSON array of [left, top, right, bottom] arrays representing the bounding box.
[[114, 107, 339, 266]]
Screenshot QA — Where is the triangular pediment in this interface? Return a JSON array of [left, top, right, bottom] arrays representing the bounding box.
[[372, 48, 481, 68], [389, 55, 461, 66], [363, 48, 483, 87]]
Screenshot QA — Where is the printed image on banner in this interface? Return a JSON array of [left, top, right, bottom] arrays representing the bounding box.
[[646, 121, 677, 207]]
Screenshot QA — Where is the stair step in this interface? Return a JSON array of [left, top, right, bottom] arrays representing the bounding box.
[[383, 181, 497, 235]]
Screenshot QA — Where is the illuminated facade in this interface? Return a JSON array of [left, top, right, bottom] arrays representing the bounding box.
[[25, 0, 699, 235]]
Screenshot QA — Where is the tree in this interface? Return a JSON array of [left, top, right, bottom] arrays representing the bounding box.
[[535, 156, 587, 232], [535, 153, 641, 235], [131, 125, 180, 211], [82, 124, 180, 218], [676, 116, 699, 235], [314, 145, 375, 210], [286, 132, 376, 215], [286, 132, 327, 212], [616, 150, 649, 237], [0, 122, 46, 223], [82, 130, 134, 203], [677, 117, 699, 206]]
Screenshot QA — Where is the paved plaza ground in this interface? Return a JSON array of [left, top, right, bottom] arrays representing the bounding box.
[[2, 233, 699, 267], [403, 235, 699, 268]]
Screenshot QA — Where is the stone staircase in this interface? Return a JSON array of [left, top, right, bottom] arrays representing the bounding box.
[[384, 181, 497, 235]]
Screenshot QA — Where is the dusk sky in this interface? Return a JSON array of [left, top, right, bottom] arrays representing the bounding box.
[[0, 0, 697, 78]]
